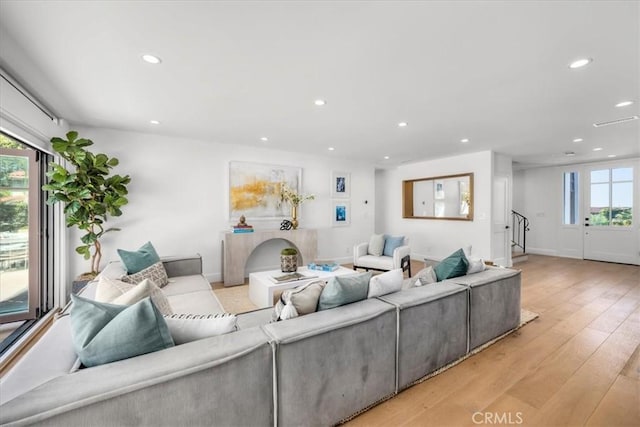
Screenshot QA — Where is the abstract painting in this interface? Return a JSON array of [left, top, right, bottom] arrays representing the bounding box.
[[229, 161, 301, 220]]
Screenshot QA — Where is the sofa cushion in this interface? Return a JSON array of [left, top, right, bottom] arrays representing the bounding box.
[[355, 255, 394, 270], [95, 275, 135, 302], [166, 289, 225, 314], [95, 276, 173, 315], [274, 280, 327, 321], [434, 249, 469, 281], [368, 234, 385, 256], [466, 256, 487, 274], [117, 241, 160, 274], [367, 269, 403, 298], [121, 261, 169, 287], [318, 272, 371, 311], [162, 313, 237, 344], [0, 316, 77, 406], [414, 266, 438, 286], [112, 279, 173, 316], [382, 235, 404, 256], [70, 294, 174, 368]]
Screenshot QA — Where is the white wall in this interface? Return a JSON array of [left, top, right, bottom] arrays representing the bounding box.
[[516, 157, 640, 263], [377, 151, 494, 261], [512, 169, 525, 214], [69, 127, 376, 282]]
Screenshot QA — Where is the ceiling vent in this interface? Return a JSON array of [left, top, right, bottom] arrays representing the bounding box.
[[593, 116, 639, 127]]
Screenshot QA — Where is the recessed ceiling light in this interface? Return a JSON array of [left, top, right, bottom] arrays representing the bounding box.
[[573, 138, 583, 143], [564, 151, 576, 157], [384, 156, 390, 160], [615, 101, 634, 108], [398, 122, 408, 127], [314, 99, 326, 106], [142, 54, 162, 64], [593, 147, 603, 151], [260, 137, 268, 141], [328, 147, 335, 151], [150, 120, 160, 125], [569, 58, 592, 69], [607, 154, 617, 158], [460, 138, 470, 143]]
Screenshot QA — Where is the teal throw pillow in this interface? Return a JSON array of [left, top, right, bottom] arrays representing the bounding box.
[[382, 235, 404, 257], [318, 272, 372, 311], [117, 241, 160, 274], [434, 248, 469, 281], [70, 294, 174, 368]]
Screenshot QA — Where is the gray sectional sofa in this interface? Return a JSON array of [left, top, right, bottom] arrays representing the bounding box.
[[0, 256, 521, 427]]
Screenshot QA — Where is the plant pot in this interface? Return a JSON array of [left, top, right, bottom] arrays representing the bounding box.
[[72, 279, 91, 294], [280, 254, 298, 272]]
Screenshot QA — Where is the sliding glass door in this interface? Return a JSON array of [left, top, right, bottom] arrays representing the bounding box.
[[0, 137, 40, 322]]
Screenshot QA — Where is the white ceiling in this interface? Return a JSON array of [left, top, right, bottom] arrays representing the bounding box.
[[0, 1, 638, 169]]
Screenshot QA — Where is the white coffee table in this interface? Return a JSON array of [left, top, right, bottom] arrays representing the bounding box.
[[249, 266, 356, 308]]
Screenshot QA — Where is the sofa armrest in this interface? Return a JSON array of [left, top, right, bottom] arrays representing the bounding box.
[[0, 328, 273, 426], [353, 242, 368, 263], [161, 254, 203, 277], [392, 245, 410, 268]]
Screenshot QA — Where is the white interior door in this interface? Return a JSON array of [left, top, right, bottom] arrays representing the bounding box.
[[492, 175, 512, 267], [583, 165, 638, 264]]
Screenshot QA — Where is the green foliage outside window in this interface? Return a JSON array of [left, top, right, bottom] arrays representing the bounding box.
[[590, 207, 632, 226], [1, 134, 28, 233]]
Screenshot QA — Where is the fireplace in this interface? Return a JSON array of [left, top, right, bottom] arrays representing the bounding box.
[[222, 229, 318, 286]]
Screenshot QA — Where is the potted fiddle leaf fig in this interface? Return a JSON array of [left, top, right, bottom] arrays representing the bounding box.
[[42, 131, 131, 280]]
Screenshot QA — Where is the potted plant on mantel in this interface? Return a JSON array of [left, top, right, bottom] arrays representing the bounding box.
[[42, 131, 131, 291], [279, 183, 314, 229], [280, 247, 298, 272]]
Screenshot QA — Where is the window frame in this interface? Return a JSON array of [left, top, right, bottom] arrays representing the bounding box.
[[0, 145, 40, 322]]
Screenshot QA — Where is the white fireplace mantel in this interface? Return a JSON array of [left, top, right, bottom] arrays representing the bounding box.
[[221, 229, 318, 286]]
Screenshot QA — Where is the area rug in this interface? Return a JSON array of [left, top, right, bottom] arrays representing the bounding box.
[[212, 284, 257, 314]]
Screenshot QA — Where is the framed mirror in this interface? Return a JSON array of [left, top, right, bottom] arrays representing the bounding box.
[[402, 173, 474, 220]]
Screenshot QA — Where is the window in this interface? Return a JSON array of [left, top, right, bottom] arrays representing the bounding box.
[[590, 167, 633, 226], [563, 171, 579, 225], [0, 133, 51, 325]]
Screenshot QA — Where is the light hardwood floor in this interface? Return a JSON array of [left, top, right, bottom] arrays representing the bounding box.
[[345, 255, 639, 427]]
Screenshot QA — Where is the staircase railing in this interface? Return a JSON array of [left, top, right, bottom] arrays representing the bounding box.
[[511, 210, 530, 253]]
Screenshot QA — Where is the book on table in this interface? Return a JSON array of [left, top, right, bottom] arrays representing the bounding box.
[[231, 227, 254, 233], [269, 272, 317, 283], [307, 260, 340, 271]]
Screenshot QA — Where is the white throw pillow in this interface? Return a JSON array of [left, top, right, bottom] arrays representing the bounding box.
[[368, 234, 385, 257], [466, 256, 486, 274], [463, 245, 472, 258], [367, 269, 403, 298], [95, 276, 135, 302], [163, 313, 237, 344], [413, 266, 438, 286], [109, 278, 174, 316]]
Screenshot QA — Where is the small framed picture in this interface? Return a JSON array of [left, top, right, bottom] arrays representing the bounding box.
[[332, 200, 350, 227], [331, 171, 350, 198]]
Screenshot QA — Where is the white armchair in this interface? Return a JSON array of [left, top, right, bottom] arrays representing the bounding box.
[[353, 236, 411, 277]]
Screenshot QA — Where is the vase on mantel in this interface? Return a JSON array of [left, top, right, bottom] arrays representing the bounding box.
[[280, 247, 298, 272], [291, 206, 299, 230]]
